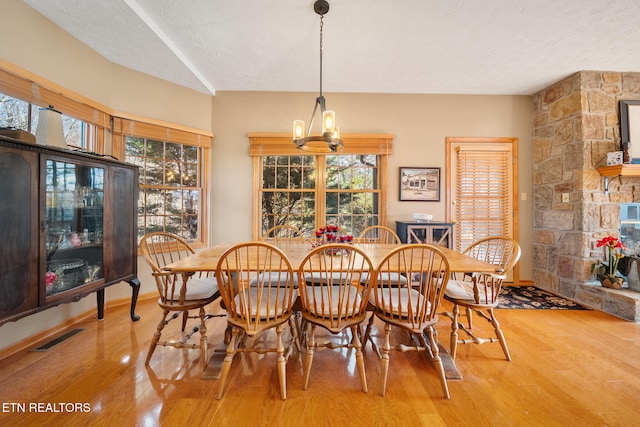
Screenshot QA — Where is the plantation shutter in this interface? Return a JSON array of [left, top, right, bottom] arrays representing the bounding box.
[[455, 147, 512, 251]]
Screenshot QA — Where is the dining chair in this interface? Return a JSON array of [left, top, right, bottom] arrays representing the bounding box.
[[297, 243, 375, 392], [356, 225, 401, 244], [260, 224, 305, 242], [215, 241, 298, 400], [364, 244, 451, 398], [443, 236, 521, 361], [139, 232, 221, 371], [357, 226, 406, 288]]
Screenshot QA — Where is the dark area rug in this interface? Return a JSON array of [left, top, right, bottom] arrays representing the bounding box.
[[498, 286, 589, 310]]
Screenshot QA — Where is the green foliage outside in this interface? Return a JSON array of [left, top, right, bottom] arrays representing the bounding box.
[[261, 154, 380, 238]]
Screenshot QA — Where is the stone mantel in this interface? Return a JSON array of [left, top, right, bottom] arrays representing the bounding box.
[[597, 164, 640, 177]]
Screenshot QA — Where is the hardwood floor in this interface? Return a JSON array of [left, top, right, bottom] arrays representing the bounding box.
[[1, 297, 639, 426]]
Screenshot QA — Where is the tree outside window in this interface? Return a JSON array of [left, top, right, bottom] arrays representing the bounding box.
[[259, 153, 382, 238], [125, 136, 202, 242]]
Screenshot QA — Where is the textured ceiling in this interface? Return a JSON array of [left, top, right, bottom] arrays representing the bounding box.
[[22, 0, 640, 96]]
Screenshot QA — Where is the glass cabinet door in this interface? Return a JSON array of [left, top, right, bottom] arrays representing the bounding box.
[[44, 158, 104, 298]]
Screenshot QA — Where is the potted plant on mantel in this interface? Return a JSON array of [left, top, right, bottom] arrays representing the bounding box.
[[593, 236, 626, 289]]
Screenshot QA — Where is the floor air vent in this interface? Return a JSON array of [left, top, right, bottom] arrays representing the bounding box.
[[31, 328, 85, 352]]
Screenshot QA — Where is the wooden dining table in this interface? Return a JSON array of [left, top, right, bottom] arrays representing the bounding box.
[[163, 241, 497, 381], [163, 241, 500, 275]]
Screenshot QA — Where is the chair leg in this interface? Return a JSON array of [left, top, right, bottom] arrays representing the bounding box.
[[465, 307, 473, 329], [379, 323, 391, 396], [145, 310, 169, 366], [450, 304, 460, 360], [224, 321, 233, 345], [488, 308, 511, 361], [198, 307, 209, 372], [351, 325, 368, 393], [275, 324, 287, 400], [216, 327, 239, 400], [426, 326, 450, 399], [181, 310, 188, 332], [289, 315, 301, 353], [363, 313, 375, 349], [302, 324, 316, 390]]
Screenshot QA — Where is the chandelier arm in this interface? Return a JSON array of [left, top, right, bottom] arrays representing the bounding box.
[[306, 97, 321, 138], [306, 96, 327, 138]]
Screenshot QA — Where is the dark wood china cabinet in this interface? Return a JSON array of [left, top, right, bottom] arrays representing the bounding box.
[[0, 135, 140, 326]]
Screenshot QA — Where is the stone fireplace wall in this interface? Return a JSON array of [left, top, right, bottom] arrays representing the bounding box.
[[532, 71, 640, 321]]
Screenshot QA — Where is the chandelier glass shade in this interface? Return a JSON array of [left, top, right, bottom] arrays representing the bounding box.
[[292, 0, 343, 153]]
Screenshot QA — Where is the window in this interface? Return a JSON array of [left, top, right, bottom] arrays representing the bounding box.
[[1, 63, 211, 246], [114, 117, 211, 245], [250, 134, 392, 239], [0, 93, 31, 131], [325, 154, 381, 234], [261, 154, 316, 234], [0, 66, 108, 152], [0, 92, 92, 149]]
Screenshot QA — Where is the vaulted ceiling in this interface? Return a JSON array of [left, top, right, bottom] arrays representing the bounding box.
[[23, 0, 640, 96]]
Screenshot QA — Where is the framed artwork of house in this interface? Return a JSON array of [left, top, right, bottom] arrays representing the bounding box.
[[399, 167, 440, 201]]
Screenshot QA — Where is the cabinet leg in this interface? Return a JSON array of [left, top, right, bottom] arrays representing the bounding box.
[[128, 277, 141, 321], [97, 289, 105, 320]]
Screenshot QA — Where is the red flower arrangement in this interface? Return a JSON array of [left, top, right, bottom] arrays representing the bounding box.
[[311, 225, 353, 253], [594, 235, 626, 289]]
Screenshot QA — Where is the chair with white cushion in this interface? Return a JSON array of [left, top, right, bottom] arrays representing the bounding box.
[[357, 226, 405, 288], [443, 236, 521, 361], [297, 243, 375, 392], [365, 244, 451, 398], [256, 225, 304, 287], [215, 241, 298, 400], [140, 232, 221, 371]]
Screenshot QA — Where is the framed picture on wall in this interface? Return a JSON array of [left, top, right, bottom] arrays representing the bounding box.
[[399, 167, 440, 201], [621, 100, 640, 163]]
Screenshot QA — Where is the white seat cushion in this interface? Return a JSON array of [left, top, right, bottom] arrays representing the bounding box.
[[250, 271, 298, 288], [361, 272, 408, 286], [370, 287, 427, 317], [444, 279, 488, 303], [303, 285, 362, 317], [234, 288, 297, 319], [304, 272, 350, 285], [177, 276, 219, 301]]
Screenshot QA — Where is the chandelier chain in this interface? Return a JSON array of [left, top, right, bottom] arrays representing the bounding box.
[[319, 14, 324, 97]]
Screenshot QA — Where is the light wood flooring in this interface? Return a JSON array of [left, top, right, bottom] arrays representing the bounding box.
[[1, 297, 639, 426]]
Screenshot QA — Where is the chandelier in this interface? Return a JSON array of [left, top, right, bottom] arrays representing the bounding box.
[[292, 0, 343, 153]]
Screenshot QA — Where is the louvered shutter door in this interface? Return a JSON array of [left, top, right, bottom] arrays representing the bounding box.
[[455, 148, 512, 251]]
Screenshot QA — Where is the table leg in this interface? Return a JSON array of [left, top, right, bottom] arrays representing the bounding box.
[[423, 330, 462, 380]]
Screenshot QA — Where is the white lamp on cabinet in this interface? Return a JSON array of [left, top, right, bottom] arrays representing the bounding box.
[[35, 105, 67, 149]]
